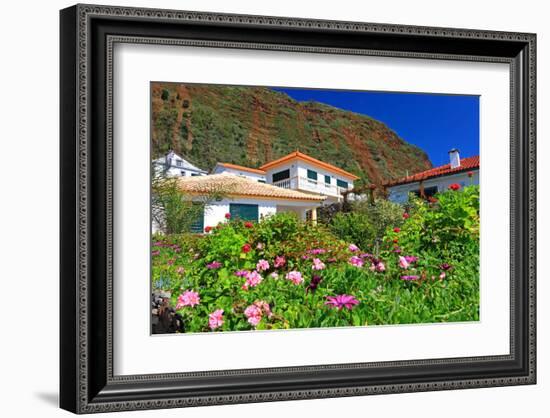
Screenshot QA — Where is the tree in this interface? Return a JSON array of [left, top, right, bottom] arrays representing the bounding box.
[[151, 169, 224, 234]]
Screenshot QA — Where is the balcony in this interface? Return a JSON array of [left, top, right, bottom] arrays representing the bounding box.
[[272, 176, 349, 198]]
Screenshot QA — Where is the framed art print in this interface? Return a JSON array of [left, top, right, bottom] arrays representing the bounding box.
[[60, 4, 536, 414]]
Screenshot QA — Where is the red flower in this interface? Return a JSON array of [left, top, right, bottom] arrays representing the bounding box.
[[448, 183, 461, 191], [242, 244, 252, 253], [467, 171, 474, 178], [204, 226, 212, 233], [393, 227, 401, 233], [244, 221, 253, 229], [403, 213, 410, 219], [393, 238, 399, 244], [225, 213, 231, 219], [428, 196, 438, 203]]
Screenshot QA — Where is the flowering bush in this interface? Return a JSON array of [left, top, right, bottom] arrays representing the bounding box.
[[152, 189, 479, 333]]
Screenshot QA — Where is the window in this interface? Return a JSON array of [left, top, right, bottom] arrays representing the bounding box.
[[413, 186, 438, 198], [180, 171, 186, 176], [191, 173, 200, 176], [307, 169, 318, 182], [337, 179, 348, 189], [272, 169, 290, 183], [257, 179, 266, 183], [189, 205, 204, 233], [324, 175, 331, 185], [229, 204, 259, 221], [176, 160, 183, 167]]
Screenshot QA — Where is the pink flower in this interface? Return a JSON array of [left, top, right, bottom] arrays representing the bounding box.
[[176, 266, 185, 274], [404, 255, 418, 264], [348, 244, 359, 252], [400, 275, 419, 281], [349, 256, 364, 267], [242, 270, 263, 290], [325, 294, 359, 310], [312, 258, 326, 270], [254, 300, 272, 318], [176, 290, 200, 308], [206, 261, 222, 269], [208, 309, 224, 330], [234, 270, 249, 277], [256, 259, 270, 272], [439, 272, 446, 280], [274, 256, 286, 268], [403, 212, 410, 219], [167, 258, 175, 265], [398, 256, 410, 269], [308, 248, 326, 255], [270, 271, 279, 279], [244, 304, 262, 326], [152, 250, 160, 256], [225, 213, 231, 219], [286, 270, 304, 285], [256, 243, 264, 250], [370, 260, 385, 272]]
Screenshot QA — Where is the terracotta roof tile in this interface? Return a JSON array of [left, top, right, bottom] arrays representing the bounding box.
[[384, 156, 479, 187], [259, 151, 360, 180], [216, 163, 266, 175], [177, 173, 326, 202]]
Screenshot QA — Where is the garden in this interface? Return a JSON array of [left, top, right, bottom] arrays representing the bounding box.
[[152, 184, 480, 333]]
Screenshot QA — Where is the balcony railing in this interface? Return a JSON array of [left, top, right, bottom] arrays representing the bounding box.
[[272, 176, 350, 197]]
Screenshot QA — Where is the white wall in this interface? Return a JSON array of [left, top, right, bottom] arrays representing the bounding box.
[[388, 170, 480, 203], [0, 1, 547, 418], [213, 166, 267, 182]]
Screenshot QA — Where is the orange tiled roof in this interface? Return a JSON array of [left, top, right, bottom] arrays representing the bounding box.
[[384, 156, 479, 187], [259, 151, 360, 180], [177, 173, 326, 202], [217, 162, 266, 175]]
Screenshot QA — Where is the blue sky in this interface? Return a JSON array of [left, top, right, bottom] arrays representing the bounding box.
[[273, 88, 479, 167]]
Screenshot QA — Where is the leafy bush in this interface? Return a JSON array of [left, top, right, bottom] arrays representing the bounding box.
[[151, 189, 480, 333], [328, 198, 405, 251]]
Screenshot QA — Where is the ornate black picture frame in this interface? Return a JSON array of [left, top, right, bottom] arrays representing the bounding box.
[[60, 4, 536, 414]]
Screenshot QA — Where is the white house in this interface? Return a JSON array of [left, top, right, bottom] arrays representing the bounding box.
[[174, 173, 326, 232], [153, 151, 208, 177], [152, 150, 358, 233], [259, 151, 359, 203], [212, 162, 267, 183], [385, 149, 479, 204]]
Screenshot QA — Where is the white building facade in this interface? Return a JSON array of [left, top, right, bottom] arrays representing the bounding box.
[[385, 150, 479, 204], [153, 151, 208, 177], [212, 163, 267, 182], [259, 151, 358, 203]]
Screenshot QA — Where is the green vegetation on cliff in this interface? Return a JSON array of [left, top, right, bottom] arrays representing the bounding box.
[[152, 83, 431, 185]]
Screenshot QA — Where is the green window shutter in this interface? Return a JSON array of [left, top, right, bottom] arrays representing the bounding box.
[[324, 175, 331, 184], [307, 169, 318, 181], [272, 169, 290, 183], [337, 179, 348, 189], [189, 205, 205, 233], [229, 203, 259, 221]]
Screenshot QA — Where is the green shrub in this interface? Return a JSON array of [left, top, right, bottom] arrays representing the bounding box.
[[151, 188, 480, 333], [328, 198, 405, 251]]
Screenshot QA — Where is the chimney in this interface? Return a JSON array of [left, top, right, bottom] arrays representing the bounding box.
[[448, 148, 460, 169]]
